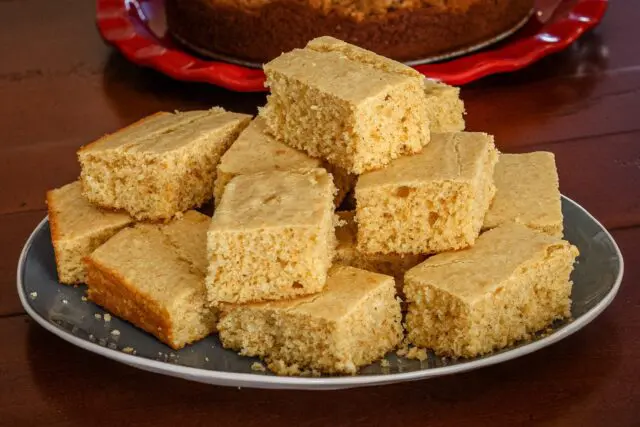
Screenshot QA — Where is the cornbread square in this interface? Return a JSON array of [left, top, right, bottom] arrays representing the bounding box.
[[261, 36, 430, 174], [214, 117, 354, 207], [484, 152, 563, 237], [424, 79, 465, 133], [46, 181, 133, 285], [78, 108, 251, 220], [207, 168, 336, 305], [356, 132, 498, 255], [335, 211, 425, 292], [404, 223, 579, 358], [85, 211, 216, 350], [218, 265, 403, 375]]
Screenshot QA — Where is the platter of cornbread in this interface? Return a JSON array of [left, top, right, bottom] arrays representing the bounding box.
[[18, 37, 622, 390]]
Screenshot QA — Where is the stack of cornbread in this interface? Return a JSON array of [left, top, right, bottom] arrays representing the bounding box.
[[46, 36, 578, 376]]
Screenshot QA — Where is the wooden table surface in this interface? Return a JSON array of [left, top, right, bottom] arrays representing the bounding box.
[[1, 1, 639, 426]]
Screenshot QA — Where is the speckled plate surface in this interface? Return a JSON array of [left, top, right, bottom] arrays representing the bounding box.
[[18, 196, 623, 390]]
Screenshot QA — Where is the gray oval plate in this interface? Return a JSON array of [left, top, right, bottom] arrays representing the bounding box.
[[17, 196, 623, 390]]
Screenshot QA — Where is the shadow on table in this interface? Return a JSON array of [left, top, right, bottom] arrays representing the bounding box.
[[99, 51, 267, 123], [27, 314, 620, 426]]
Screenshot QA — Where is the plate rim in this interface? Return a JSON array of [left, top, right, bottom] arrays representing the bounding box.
[[17, 195, 624, 389], [95, 0, 609, 91]]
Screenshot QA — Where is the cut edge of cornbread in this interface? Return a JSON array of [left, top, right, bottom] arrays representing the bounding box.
[[47, 181, 134, 285], [207, 169, 337, 305], [355, 132, 499, 255], [262, 38, 430, 174], [78, 108, 251, 220], [217, 265, 403, 375], [85, 214, 217, 350], [423, 79, 466, 133], [483, 152, 563, 237], [404, 223, 579, 358], [334, 211, 426, 294]]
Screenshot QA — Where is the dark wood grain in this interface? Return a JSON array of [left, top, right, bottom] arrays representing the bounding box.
[[1, 0, 639, 425], [0, 210, 46, 316]]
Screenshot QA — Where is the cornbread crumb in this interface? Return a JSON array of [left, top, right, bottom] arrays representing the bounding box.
[[404, 223, 579, 358], [484, 152, 563, 237], [218, 265, 402, 375], [380, 359, 391, 368], [47, 181, 134, 285], [262, 37, 430, 174], [405, 346, 428, 361], [94, 313, 102, 320], [81, 296, 88, 302], [103, 313, 112, 322], [85, 211, 218, 350], [396, 344, 409, 357], [251, 362, 267, 372], [29, 292, 38, 300], [356, 132, 498, 255], [78, 108, 251, 220], [122, 347, 135, 354], [215, 117, 354, 207], [207, 169, 336, 305], [334, 211, 425, 292], [423, 80, 465, 133], [111, 329, 120, 336], [266, 360, 322, 377]]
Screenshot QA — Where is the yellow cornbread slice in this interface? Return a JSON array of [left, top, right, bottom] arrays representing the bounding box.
[[356, 132, 498, 255], [404, 222, 579, 358], [78, 108, 251, 220], [85, 211, 216, 350], [261, 36, 430, 174], [218, 265, 403, 375], [484, 152, 563, 237], [47, 181, 134, 285], [207, 168, 336, 305]]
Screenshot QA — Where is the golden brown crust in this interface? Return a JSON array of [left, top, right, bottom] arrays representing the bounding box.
[[77, 112, 170, 154], [84, 256, 179, 349], [166, 0, 533, 63], [46, 190, 67, 284]]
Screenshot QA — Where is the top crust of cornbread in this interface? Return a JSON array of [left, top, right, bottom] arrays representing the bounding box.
[[305, 36, 421, 78], [264, 40, 423, 104], [405, 223, 578, 303], [484, 152, 563, 237], [47, 181, 133, 242], [89, 211, 211, 304], [78, 108, 251, 220], [212, 168, 336, 230], [85, 211, 215, 349], [357, 132, 495, 189], [218, 117, 322, 176], [223, 265, 396, 322], [79, 108, 247, 154]]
